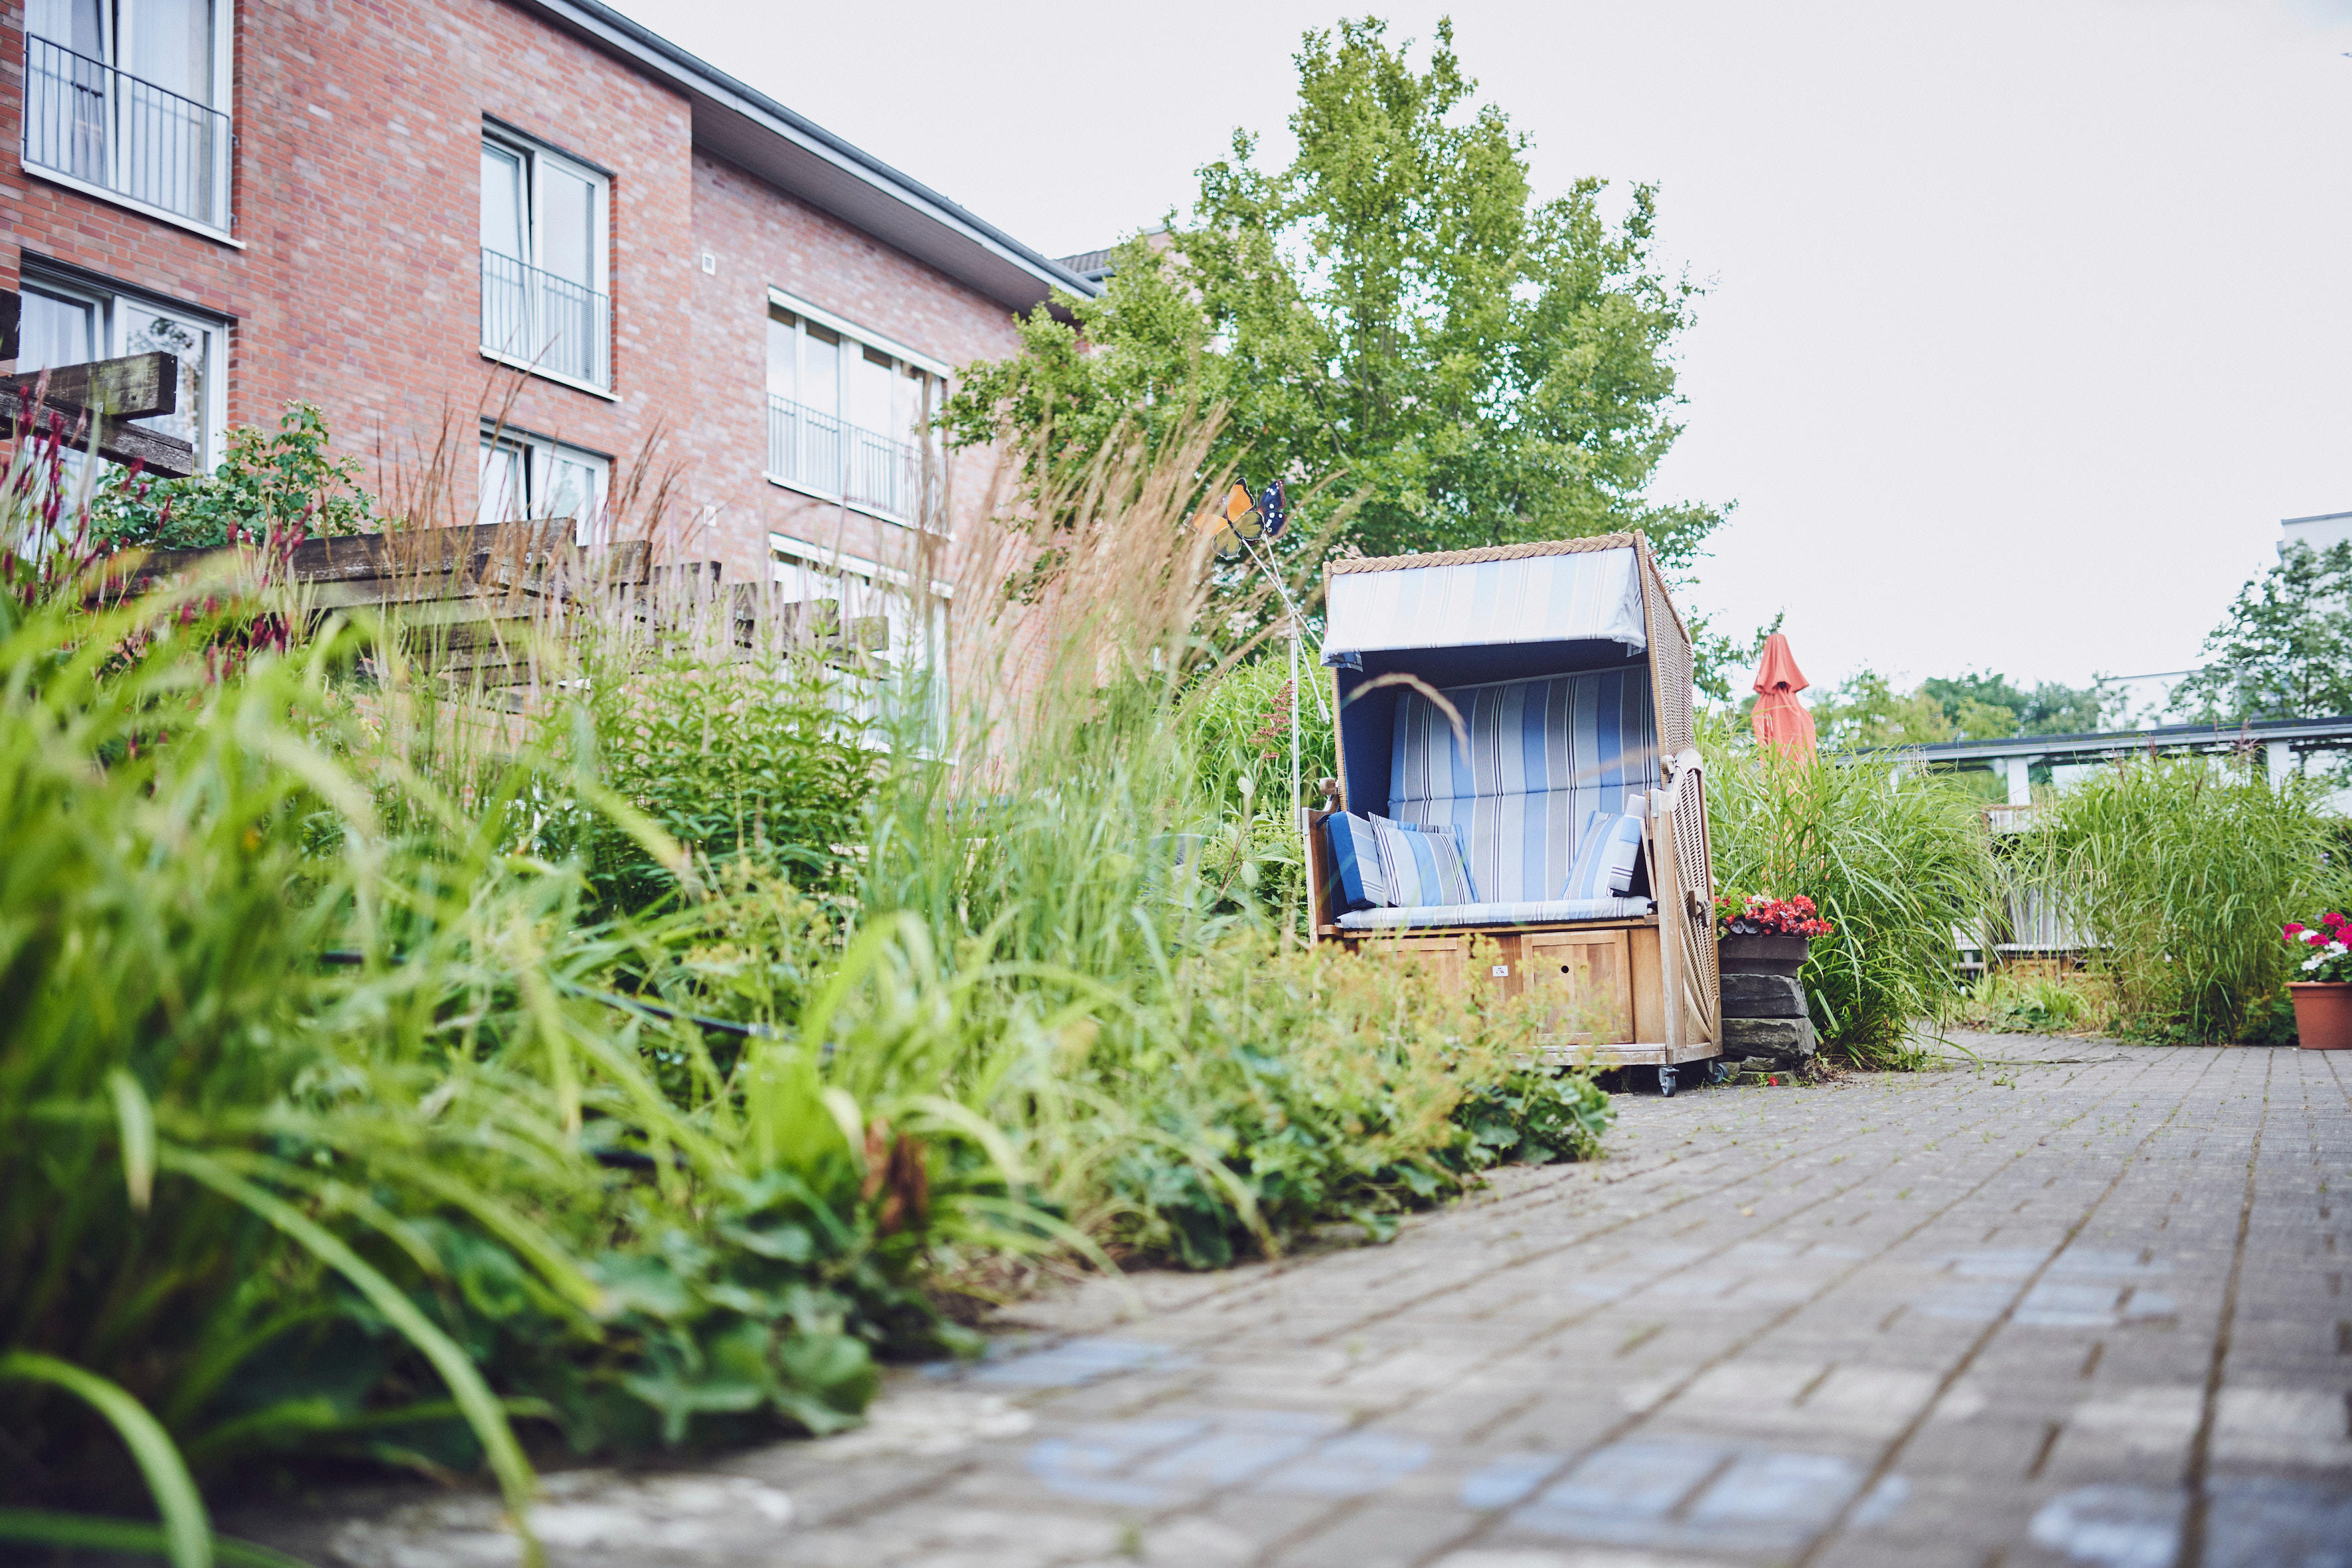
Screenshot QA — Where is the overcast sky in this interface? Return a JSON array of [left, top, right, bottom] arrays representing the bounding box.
[[613, 0, 2351, 697]]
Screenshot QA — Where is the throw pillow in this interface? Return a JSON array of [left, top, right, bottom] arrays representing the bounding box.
[[1324, 813, 1390, 911], [1563, 810, 1646, 900], [1372, 815, 1476, 907]]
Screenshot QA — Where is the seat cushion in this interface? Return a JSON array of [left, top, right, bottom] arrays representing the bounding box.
[[1323, 813, 1389, 911], [1387, 667, 1660, 903], [1337, 897, 1652, 931], [1370, 815, 1476, 907]]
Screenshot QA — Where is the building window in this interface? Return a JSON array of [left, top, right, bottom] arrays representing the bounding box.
[[764, 294, 945, 526], [480, 127, 611, 391], [21, 0, 234, 236], [478, 429, 609, 546], [15, 272, 225, 470], [770, 533, 949, 742]]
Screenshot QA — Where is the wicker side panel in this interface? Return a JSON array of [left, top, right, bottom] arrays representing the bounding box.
[[1642, 552, 1695, 759], [1672, 764, 1721, 1041]]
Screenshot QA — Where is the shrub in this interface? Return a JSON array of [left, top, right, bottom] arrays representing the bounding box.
[[1703, 720, 1999, 1065], [90, 400, 375, 551], [2035, 757, 2331, 1041]]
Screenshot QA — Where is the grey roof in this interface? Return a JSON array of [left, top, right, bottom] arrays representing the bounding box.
[[1056, 248, 1118, 284], [515, 0, 1099, 313]]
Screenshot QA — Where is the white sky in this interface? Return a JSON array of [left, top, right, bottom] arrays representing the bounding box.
[[613, 0, 2352, 695]]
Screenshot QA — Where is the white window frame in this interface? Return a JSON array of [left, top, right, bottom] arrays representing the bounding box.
[[479, 123, 613, 398], [770, 531, 951, 744], [478, 426, 611, 546], [15, 269, 228, 472], [19, 0, 240, 246], [763, 287, 948, 530]]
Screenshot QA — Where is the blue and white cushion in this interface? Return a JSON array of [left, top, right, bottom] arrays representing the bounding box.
[[1386, 666, 1659, 905], [1371, 816, 1476, 908], [1323, 813, 1390, 911], [1563, 810, 1646, 900]]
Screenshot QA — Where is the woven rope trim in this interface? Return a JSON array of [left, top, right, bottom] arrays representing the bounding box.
[[1326, 532, 1639, 576]]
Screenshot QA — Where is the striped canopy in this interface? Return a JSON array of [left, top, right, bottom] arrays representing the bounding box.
[[1324, 543, 1648, 664]]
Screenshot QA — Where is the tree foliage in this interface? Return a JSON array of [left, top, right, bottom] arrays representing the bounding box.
[[1803, 666, 2112, 749], [2173, 540, 2352, 723], [944, 17, 1721, 572]]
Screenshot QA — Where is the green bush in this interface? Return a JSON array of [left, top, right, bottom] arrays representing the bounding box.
[[1, 414, 1611, 1555], [1703, 720, 1999, 1065], [2035, 757, 2330, 1041], [90, 400, 375, 551]]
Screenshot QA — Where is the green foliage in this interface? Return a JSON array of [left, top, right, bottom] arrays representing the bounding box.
[[565, 626, 879, 915], [2173, 540, 2352, 723], [1805, 666, 2111, 749], [1702, 718, 1999, 1064], [2033, 757, 2330, 1041], [1954, 969, 2112, 1036], [944, 17, 1720, 572], [3, 410, 1610, 1533], [90, 402, 375, 552]]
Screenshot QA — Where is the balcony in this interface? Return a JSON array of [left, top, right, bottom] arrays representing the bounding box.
[[22, 36, 230, 234], [480, 250, 611, 390], [765, 396, 925, 522]]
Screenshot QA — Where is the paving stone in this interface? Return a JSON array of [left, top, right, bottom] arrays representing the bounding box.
[[228, 1040, 2352, 1568]]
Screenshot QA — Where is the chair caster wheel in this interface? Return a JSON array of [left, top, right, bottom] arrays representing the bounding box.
[[1657, 1065, 1678, 1097], [1705, 1059, 1735, 1086]]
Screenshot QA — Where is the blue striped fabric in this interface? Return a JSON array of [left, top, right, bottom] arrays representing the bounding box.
[[1387, 668, 1660, 905], [1324, 813, 1390, 910], [1371, 816, 1475, 907], [1563, 810, 1646, 900], [1338, 896, 1652, 931]]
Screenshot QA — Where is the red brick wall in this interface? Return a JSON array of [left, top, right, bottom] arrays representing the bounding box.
[[0, 0, 1033, 614]]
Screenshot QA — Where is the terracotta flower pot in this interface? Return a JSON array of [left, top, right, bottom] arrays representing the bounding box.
[[1717, 933, 1810, 977], [2289, 983, 2352, 1050]]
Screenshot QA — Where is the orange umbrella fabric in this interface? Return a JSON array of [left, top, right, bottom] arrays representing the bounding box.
[[1750, 633, 1817, 759]]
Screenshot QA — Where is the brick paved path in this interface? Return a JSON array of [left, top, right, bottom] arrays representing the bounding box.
[[264, 1042, 2352, 1568]]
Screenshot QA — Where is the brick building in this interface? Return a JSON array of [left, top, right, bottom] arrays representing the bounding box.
[[1, 0, 1093, 690]]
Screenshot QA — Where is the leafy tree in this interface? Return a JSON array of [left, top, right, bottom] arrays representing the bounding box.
[[90, 401, 375, 551], [944, 17, 1721, 574], [1921, 670, 2108, 736], [2173, 540, 2352, 722]]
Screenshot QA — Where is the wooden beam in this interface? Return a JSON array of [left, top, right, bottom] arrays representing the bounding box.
[[0, 385, 198, 479], [0, 351, 178, 419]]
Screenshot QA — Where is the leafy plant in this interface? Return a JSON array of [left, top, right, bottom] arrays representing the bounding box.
[[90, 401, 375, 552], [2035, 757, 2331, 1040], [1702, 718, 1999, 1064]]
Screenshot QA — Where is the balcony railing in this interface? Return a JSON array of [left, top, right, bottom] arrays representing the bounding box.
[[480, 250, 610, 389], [765, 396, 925, 521], [23, 36, 230, 231]]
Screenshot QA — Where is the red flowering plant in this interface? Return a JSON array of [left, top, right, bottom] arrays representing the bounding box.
[[1715, 890, 1834, 939], [2282, 913, 2352, 983]]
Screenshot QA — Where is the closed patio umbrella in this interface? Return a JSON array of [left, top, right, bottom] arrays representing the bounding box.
[[1750, 633, 1816, 760]]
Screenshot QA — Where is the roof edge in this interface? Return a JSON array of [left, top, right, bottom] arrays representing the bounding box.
[[510, 0, 1099, 309]]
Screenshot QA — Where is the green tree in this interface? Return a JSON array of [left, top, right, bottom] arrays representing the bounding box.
[[945, 17, 1721, 573], [1920, 670, 2109, 736], [2173, 540, 2352, 722]]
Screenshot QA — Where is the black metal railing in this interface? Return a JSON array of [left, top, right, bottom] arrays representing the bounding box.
[[765, 396, 923, 520], [22, 36, 230, 230], [480, 250, 610, 388]]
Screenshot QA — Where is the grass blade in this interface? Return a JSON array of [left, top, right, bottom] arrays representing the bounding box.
[[0, 1354, 210, 1568]]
